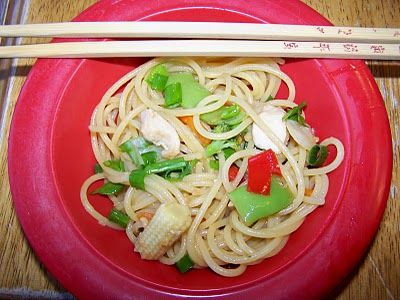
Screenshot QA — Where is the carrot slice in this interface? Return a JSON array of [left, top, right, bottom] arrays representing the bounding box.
[[136, 211, 154, 220], [305, 188, 313, 196], [179, 116, 211, 146]]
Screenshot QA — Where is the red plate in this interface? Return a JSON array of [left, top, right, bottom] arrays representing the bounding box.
[[8, 0, 392, 299]]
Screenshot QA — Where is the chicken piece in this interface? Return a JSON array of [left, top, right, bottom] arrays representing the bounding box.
[[252, 105, 288, 153], [139, 109, 180, 158]]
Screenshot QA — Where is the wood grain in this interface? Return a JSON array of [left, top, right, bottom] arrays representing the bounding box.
[[0, 0, 398, 299]]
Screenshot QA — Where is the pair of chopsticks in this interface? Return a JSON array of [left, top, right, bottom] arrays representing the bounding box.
[[0, 21, 399, 59]]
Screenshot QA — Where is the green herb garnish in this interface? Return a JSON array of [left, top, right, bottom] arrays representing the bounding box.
[[282, 102, 307, 126], [308, 144, 328, 167]]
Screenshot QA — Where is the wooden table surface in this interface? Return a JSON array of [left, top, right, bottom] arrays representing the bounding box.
[[0, 0, 399, 299]]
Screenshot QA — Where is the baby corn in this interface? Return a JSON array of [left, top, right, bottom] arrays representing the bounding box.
[[134, 202, 191, 260]]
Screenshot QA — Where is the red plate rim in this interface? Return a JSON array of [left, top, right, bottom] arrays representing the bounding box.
[[8, 0, 393, 299]]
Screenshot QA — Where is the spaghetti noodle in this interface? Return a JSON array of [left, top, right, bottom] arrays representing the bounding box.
[[80, 57, 344, 277]]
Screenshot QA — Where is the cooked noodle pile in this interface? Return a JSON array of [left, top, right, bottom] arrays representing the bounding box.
[[80, 57, 344, 277]]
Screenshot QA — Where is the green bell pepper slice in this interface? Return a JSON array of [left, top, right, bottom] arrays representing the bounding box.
[[166, 72, 210, 108], [229, 177, 293, 225]]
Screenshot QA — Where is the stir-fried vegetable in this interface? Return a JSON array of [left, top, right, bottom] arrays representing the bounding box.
[[119, 139, 143, 166], [205, 139, 239, 157], [129, 157, 196, 190], [247, 150, 282, 195], [166, 73, 210, 108], [282, 101, 307, 126], [209, 159, 220, 170], [119, 137, 162, 166], [209, 147, 235, 171], [164, 159, 198, 181], [213, 123, 232, 133], [141, 151, 158, 166], [94, 163, 103, 174], [166, 72, 193, 85], [104, 159, 125, 172], [146, 64, 169, 91], [107, 208, 131, 228], [229, 177, 293, 225], [164, 82, 182, 108], [308, 144, 328, 167], [175, 254, 194, 273], [200, 105, 245, 126], [91, 182, 124, 195], [223, 147, 235, 159], [145, 157, 188, 174], [305, 188, 313, 196], [221, 105, 241, 120], [228, 165, 240, 181], [129, 169, 146, 190], [135, 202, 191, 260], [179, 116, 211, 146]]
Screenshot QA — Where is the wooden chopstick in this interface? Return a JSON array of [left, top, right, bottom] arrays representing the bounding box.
[[0, 40, 398, 60], [0, 22, 399, 59], [0, 21, 399, 43]]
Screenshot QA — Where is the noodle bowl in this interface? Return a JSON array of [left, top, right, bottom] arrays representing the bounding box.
[[80, 57, 344, 277]]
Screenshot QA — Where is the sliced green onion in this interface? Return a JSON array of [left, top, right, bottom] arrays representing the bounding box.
[[153, 158, 197, 181], [141, 151, 158, 166], [129, 169, 146, 190], [129, 158, 196, 189], [107, 208, 130, 228], [126, 137, 161, 155], [146, 64, 169, 91], [221, 105, 241, 120], [104, 159, 125, 172], [120, 138, 163, 166], [164, 82, 182, 108], [175, 254, 194, 273], [282, 101, 307, 126], [91, 182, 124, 195], [209, 159, 219, 170], [94, 163, 103, 174], [145, 157, 188, 174], [119, 139, 143, 166], [308, 144, 328, 167], [167, 159, 197, 180]]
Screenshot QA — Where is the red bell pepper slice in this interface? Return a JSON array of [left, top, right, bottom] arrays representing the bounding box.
[[247, 150, 282, 195], [228, 165, 239, 182]]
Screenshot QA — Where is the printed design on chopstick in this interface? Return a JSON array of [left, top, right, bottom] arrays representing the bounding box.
[[370, 45, 386, 54], [343, 43, 359, 53], [283, 42, 299, 50], [313, 43, 331, 52]]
